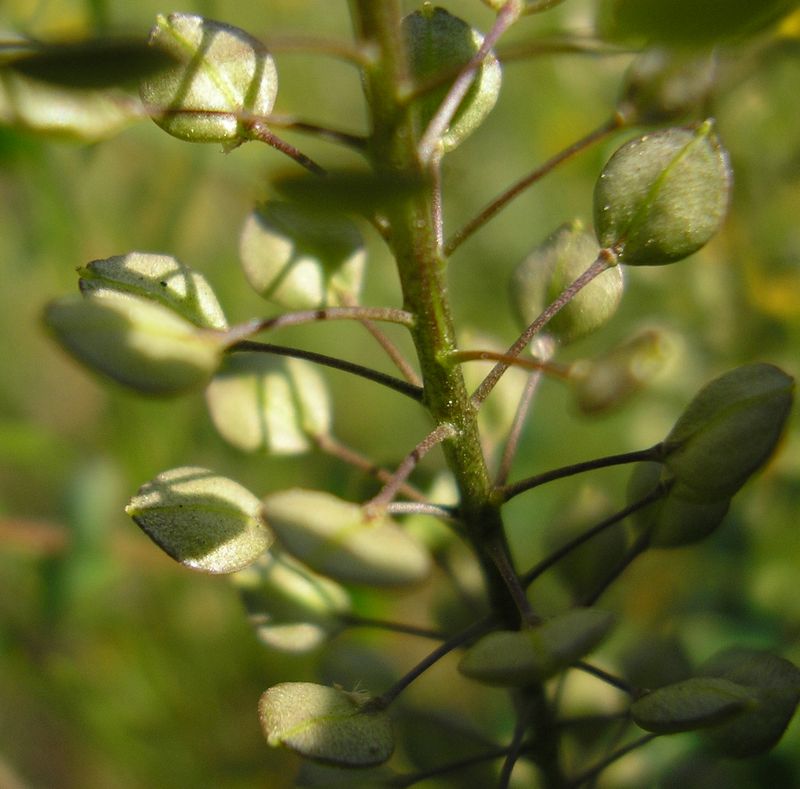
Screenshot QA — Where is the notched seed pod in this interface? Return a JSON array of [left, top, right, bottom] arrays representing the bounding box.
[[403, 6, 501, 152], [44, 291, 226, 395], [78, 251, 227, 330], [663, 363, 794, 499], [458, 608, 615, 686], [239, 201, 365, 309], [617, 48, 717, 125], [697, 648, 800, 757], [126, 466, 273, 573], [205, 354, 330, 455], [262, 489, 431, 587], [594, 121, 732, 265], [510, 220, 623, 345], [140, 13, 278, 143], [259, 682, 393, 767], [569, 328, 673, 414]]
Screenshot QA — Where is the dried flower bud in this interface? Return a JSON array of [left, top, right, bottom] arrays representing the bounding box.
[[205, 354, 330, 455], [458, 608, 615, 686], [261, 489, 431, 587], [44, 291, 226, 395], [664, 363, 794, 499], [594, 121, 732, 265], [239, 202, 365, 309], [259, 682, 393, 767], [404, 6, 501, 152], [79, 251, 227, 330], [510, 220, 623, 345], [140, 14, 277, 143], [126, 466, 273, 573]]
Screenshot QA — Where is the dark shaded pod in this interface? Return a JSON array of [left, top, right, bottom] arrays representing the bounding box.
[[510, 220, 623, 345], [403, 6, 501, 152], [594, 121, 732, 265]]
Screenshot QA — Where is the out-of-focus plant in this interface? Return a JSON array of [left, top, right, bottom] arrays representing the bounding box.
[[4, 1, 799, 786]]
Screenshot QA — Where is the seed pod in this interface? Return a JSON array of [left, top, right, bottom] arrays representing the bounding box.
[[239, 202, 365, 309], [205, 354, 330, 455], [140, 14, 277, 143], [126, 466, 273, 573], [78, 251, 227, 330], [259, 682, 393, 767], [44, 291, 226, 395], [510, 220, 623, 345], [403, 6, 501, 152], [663, 363, 794, 499], [697, 648, 800, 757], [262, 489, 431, 587], [458, 608, 615, 686], [617, 48, 717, 125], [594, 121, 732, 265], [233, 551, 351, 653]]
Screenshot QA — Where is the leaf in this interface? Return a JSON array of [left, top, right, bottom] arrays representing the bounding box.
[[458, 608, 616, 686], [632, 677, 756, 734], [259, 682, 393, 767], [261, 489, 431, 587], [7, 38, 177, 89], [126, 466, 273, 573]]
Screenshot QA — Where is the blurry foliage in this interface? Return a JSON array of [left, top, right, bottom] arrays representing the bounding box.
[[0, 0, 799, 787]]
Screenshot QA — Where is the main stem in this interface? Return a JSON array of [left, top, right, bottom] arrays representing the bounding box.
[[349, 1, 518, 623]]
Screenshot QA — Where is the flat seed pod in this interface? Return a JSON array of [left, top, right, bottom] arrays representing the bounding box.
[[233, 551, 351, 653], [632, 677, 756, 734], [126, 466, 273, 573], [664, 363, 794, 499], [140, 13, 277, 143], [239, 202, 365, 309], [206, 354, 330, 455], [510, 220, 622, 345], [79, 251, 227, 330], [404, 6, 501, 152], [262, 489, 431, 587], [594, 122, 732, 265], [259, 682, 393, 767], [698, 648, 800, 757], [44, 291, 226, 396], [458, 608, 616, 686]]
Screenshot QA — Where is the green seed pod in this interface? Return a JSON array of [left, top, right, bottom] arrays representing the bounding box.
[[628, 461, 731, 547], [697, 648, 800, 757], [0, 66, 135, 141], [617, 48, 717, 125], [233, 550, 351, 653], [663, 363, 794, 499], [205, 354, 330, 455], [403, 6, 502, 152], [140, 13, 278, 144], [44, 291, 226, 395], [569, 328, 672, 414], [631, 677, 756, 734], [262, 489, 431, 587], [78, 251, 227, 330], [594, 121, 732, 265], [510, 220, 623, 345], [458, 608, 616, 686], [126, 466, 273, 573], [239, 202, 365, 309], [259, 682, 393, 767]]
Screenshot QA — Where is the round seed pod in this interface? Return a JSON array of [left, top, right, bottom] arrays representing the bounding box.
[[403, 6, 501, 152], [594, 121, 732, 265], [140, 13, 277, 143]]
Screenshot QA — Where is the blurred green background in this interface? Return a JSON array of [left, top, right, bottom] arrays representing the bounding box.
[[1, 1, 799, 786]]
